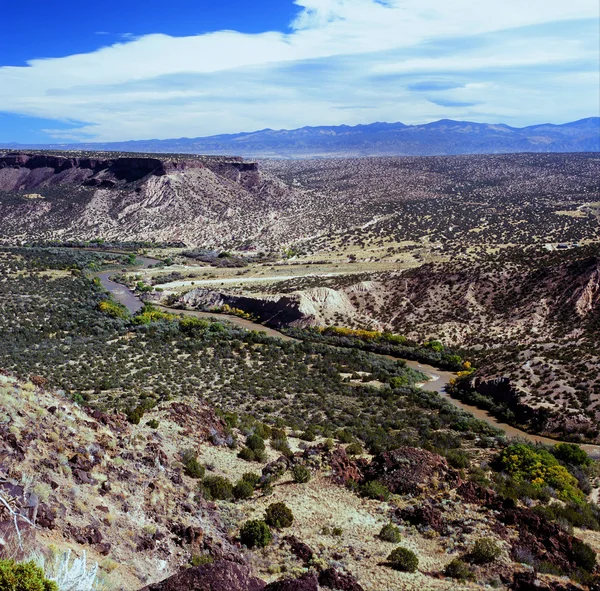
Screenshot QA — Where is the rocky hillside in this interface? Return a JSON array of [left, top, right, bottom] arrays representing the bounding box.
[[0, 151, 333, 249], [4, 372, 600, 591]]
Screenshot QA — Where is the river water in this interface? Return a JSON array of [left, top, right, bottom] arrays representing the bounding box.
[[93, 253, 600, 457]]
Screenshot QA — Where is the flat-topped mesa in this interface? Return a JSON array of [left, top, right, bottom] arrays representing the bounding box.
[[0, 152, 259, 190]]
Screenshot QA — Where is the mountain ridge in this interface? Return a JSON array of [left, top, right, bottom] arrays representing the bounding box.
[[3, 117, 598, 159]]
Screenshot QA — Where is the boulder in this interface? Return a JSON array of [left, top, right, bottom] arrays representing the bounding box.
[[363, 447, 460, 495], [264, 572, 319, 591], [140, 560, 265, 591], [318, 568, 365, 591], [329, 448, 364, 486]]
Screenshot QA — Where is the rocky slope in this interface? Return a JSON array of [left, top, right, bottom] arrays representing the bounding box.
[[0, 151, 333, 249]]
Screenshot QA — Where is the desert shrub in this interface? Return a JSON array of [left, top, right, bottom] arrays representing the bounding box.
[[299, 428, 316, 442], [238, 447, 256, 462], [336, 429, 355, 444], [445, 449, 469, 469], [571, 539, 597, 572], [551, 443, 591, 468], [265, 502, 294, 528], [233, 480, 254, 500], [387, 547, 419, 572], [126, 405, 145, 425], [534, 501, 600, 531], [271, 439, 293, 457], [146, 419, 159, 429], [181, 449, 205, 479], [444, 558, 475, 581], [537, 561, 564, 576], [332, 526, 343, 536], [468, 538, 501, 564], [254, 423, 272, 440], [246, 434, 265, 452], [97, 299, 128, 320], [0, 559, 58, 591], [292, 464, 311, 484], [346, 442, 363, 456], [240, 520, 272, 548], [360, 480, 390, 501], [190, 554, 213, 567], [378, 523, 401, 543], [498, 444, 584, 503], [270, 428, 287, 441], [241, 472, 261, 487], [201, 476, 233, 501]]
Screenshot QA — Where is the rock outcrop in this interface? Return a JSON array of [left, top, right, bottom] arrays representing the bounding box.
[[179, 286, 359, 329], [139, 561, 265, 591], [363, 447, 460, 495]]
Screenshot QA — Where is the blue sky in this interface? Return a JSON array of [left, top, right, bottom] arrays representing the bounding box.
[[1, 0, 599, 143]]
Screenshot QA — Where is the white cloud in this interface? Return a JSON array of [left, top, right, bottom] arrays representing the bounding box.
[[0, 0, 598, 140]]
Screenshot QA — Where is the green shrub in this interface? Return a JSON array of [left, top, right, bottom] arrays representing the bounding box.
[[246, 434, 265, 452], [242, 472, 261, 487], [360, 480, 390, 501], [552, 443, 591, 468], [292, 464, 311, 484], [498, 444, 584, 503], [181, 449, 205, 479], [270, 428, 287, 441], [299, 428, 316, 442], [201, 476, 233, 501], [346, 442, 363, 456], [271, 439, 293, 457], [445, 449, 469, 469], [0, 559, 58, 591], [332, 526, 343, 537], [444, 558, 475, 581], [190, 554, 213, 567], [126, 405, 145, 425], [387, 547, 419, 572], [146, 419, 159, 429], [233, 480, 254, 500], [571, 539, 597, 572], [265, 502, 294, 528], [240, 520, 272, 548], [378, 523, 401, 543], [468, 538, 501, 564], [336, 429, 355, 444], [254, 423, 272, 440], [238, 447, 256, 462]]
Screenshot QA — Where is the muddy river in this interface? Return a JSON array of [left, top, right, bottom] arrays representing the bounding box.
[[92, 253, 600, 457]]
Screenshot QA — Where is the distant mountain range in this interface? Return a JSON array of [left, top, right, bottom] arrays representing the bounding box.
[[3, 117, 599, 158]]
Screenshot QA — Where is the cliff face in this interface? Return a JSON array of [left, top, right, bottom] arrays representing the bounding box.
[[179, 286, 365, 329], [0, 152, 317, 249], [0, 152, 258, 191]]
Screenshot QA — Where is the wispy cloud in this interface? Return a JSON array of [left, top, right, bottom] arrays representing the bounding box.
[[0, 0, 598, 141]]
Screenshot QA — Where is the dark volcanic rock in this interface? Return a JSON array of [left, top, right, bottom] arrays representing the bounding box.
[[264, 572, 318, 591], [397, 503, 445, 533], [364, 447, 460, 495], [329, 448, 364, 485], [511, 571, 582, 591], [284, 535, 314, 564], [456, 481, 498, 505], [318, 568, 365, 591], [140, 560, 265, 591]]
